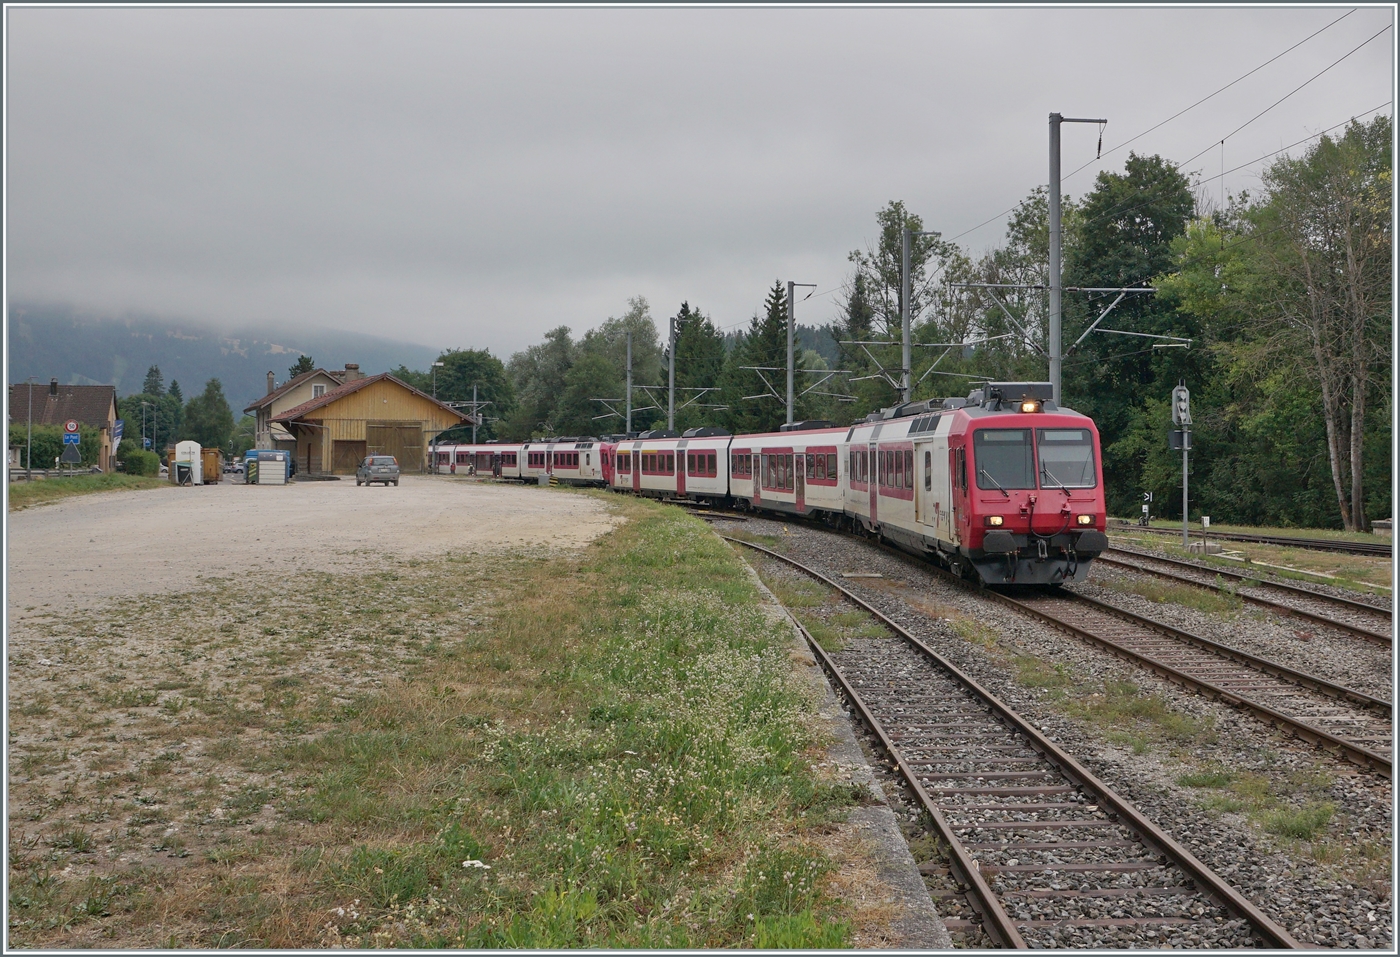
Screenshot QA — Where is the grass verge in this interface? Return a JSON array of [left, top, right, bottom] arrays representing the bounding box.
[[7, 496, 859, 948], [8, 474, 169, 511]]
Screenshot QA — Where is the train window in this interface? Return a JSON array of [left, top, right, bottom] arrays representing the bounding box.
[[827, 453, 837, 480], [925, 451, 932, 491], [815, 455, 825, 480], [974, 429, 1036, 490], [905, 450, 914, 489], [806, 455, 816, 480], [895, 451, 904, 489], [1037, 428, 1097, 488]]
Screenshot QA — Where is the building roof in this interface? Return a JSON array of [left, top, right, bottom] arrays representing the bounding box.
[[9, 381, 118, 429], [243, 368, 344, 414], [271, 373, 468, 423]]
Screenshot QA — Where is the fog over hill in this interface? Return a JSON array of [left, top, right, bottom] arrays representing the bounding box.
[[7, 304, 440, 409]]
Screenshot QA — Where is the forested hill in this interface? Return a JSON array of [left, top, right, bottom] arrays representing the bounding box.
[[7, 305, 438, 408]]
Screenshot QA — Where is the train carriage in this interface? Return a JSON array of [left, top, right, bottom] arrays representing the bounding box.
[[848, 382, 1107, 585], [732, 422, 849, 519], [431, 443, 522, 478]]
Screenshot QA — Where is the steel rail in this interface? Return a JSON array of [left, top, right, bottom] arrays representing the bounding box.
[[1110, 522, 1392, 556], [995, 590, 1391, 776], [727, 536, 1302, 950], [1101, 547, 1392, 646]]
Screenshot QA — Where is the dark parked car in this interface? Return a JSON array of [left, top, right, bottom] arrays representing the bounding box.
[[356, 455, 400, 486]]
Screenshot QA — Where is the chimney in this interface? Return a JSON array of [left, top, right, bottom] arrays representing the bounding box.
[[50, 378, 58, 396], [343, 363, 362, 381], [267, 371, 276, 395]]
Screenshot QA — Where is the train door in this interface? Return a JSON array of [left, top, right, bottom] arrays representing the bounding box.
[[492, 453, 501, 478], [868, 443, 879, 524], [915, 444, 927, 524], [794, 453, 805, 513], [631, 443, 641, 491], [753, 453, 762, 507], [676, 441, 688, 498], [949, 444, 968, 547]]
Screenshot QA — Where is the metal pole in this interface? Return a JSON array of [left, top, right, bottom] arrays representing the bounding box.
[[667, 315, 676, 431], [1182, 443, 1189, 548], [472, 383, 478, 445], [26, 378, 34, 480], [786, 280, 795, 425], [901, 228, 912, 403], [625, 331, 633, 433], [1048, 113, 1062, 406]]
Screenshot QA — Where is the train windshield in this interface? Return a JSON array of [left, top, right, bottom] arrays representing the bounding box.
[[973, 429, 1036, 490], [1037, 428, 1097, 488]]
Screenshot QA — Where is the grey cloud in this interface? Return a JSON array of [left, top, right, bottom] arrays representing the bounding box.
[[7, 6, 1392, 357]]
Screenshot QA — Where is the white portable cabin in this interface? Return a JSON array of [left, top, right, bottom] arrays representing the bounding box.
[[172, 440, 202, 486]]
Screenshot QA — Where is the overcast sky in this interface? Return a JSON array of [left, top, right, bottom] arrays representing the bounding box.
[[6, 5, 1394, 359]]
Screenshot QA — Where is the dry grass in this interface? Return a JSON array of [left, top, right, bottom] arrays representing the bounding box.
[[7, 496, 863, 948], [7, 474, 169, 511]]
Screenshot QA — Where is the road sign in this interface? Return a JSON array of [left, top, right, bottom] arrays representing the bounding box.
[[62, 431, 81, 445], [64, 419, 79, 433], [1202, 516, 1210, 528], [1143, 491, 1153, 502], [1142, 504, 1149, 514], [60, 444, 81, 464]]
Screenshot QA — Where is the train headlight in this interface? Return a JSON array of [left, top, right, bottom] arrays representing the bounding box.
[[1020, 399, 1042, 413], [1077, 514, 1094, 526], [984, 515, 1004, 527]]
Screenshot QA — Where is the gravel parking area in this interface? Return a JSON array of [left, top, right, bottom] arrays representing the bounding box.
[[6, 476, 619, 617]]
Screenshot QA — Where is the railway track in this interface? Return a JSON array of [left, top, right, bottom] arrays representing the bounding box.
[[711, 509, 1392, 774], [1098, 546, 1392, 646], [730, 537, 1300, 950], [1110, 522, 1393, 557], [997, 590, 1392, 776]]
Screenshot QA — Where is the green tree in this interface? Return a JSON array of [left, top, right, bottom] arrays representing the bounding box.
[[1061, 153, 1197, 517], [389, 365, 432, 392], [142, 365, 165, 396], [576, 296, 665, 432], [553, 353, 623, 436], [719, 282, 792, 434], [181, 378, 235, 450], [431, 348, 516, 442], [118, 392, 181, 454], [1158, 117, 1392, 529], [168, 380, 183, 403], [288, 355, 315, 378], [669, 302, 728, 432], [504, 326, 576, 438], [229, 415, 258, 457]]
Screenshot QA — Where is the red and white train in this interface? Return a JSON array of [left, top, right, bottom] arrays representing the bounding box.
[[431, 382, 1108, 585]]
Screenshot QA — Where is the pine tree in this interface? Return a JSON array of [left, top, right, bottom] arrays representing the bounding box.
[[142, 365, 165, 396], [288, 355, 315, 378], [720, 282, 789, 434]]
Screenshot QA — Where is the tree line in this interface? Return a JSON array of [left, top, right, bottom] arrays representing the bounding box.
[[312, 117, 1400, 530]]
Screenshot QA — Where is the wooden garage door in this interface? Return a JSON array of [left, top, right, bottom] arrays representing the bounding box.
[[366, 423, 423, 472], [333, 440, 367, 474]]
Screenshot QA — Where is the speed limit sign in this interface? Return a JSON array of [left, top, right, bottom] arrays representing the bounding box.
[[64, 419, 79, 433]]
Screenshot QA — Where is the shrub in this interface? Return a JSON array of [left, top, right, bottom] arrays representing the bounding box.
[[120, 449, 161, 476]]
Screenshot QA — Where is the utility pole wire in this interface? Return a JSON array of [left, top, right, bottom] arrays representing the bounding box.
[[943, 8, 1366, 247], [1063, 7, 1359, 182], [1178, 23, 1392, 167]]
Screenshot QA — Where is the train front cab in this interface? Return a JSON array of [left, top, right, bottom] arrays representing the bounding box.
[[946, 398, 1107, 585]]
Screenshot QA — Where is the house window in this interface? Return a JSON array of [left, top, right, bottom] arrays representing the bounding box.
[[312, 384, 326, 398]]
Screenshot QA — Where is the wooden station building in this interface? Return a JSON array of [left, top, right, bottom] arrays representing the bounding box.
[[271, 373, 468, 475]]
